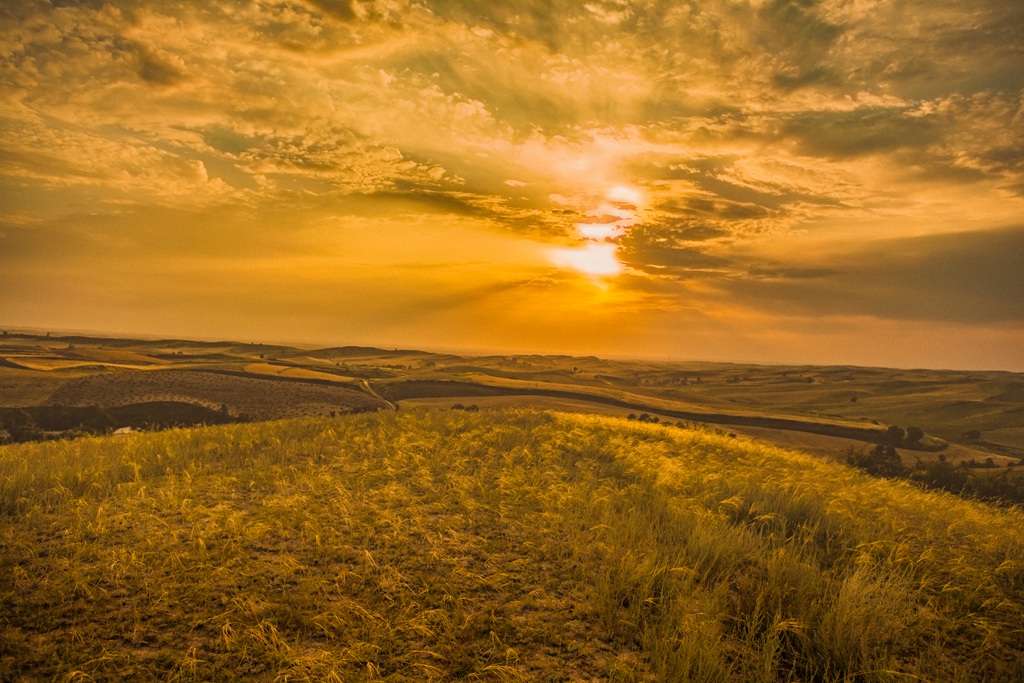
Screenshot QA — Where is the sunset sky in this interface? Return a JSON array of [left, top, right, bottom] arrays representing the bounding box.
[[1, 0, 1022, 369]]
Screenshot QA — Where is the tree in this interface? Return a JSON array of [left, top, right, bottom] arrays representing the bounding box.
[[0, 409, 42, 442], [912, 458, 968, 494], [847, 445, 908, 478], [905, 426, 924, 445], [885, 425, 905, 445]]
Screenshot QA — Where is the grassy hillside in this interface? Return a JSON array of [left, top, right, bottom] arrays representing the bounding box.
[[1, 411, 1022, 681]]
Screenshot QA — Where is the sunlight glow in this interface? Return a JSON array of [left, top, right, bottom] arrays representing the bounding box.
[[548, 184, 646, 276], [575, 222, 623, 240], [607, 185, 644, 207], [548, 242, 623, 277]]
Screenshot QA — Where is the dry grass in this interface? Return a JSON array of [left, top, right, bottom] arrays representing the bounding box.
[[1, 410, 1022, 681]]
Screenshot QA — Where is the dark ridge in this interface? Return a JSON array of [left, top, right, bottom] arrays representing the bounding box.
[[0, 402, 236, 441], [988, 382, 1024, 403], [314, 346, 430, 357], [442, 366, 576, 380], [150, 353, 242, 361], [7, 333, 236, 349], [8, 402, 234, 430]]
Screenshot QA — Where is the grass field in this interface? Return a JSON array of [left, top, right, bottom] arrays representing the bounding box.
[[2, 410, 1022, 681]]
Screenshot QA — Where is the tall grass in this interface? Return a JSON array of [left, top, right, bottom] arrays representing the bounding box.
[[1, 410, 1022, 681]]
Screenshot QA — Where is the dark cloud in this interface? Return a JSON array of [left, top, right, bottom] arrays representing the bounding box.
[[618, 225, 732, 276], [377, 48, 577, 134], [755, 0, 843, 90], [653, 223, 729, 242], [293, 0, 413, 26], [423, 0, 610, 52], [747, 265, 840, 280], [726, 227, 1024, 324], [350, 186, 561, 237], [781, 108, 940, 159], [133, 45, 186, 86], [366, 188, 492, 218], [302, 0, 358, 21], [659, 196, 773, 221], [50, 0, 108, 9]]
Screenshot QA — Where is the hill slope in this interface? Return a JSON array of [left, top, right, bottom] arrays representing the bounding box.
[[1, 411, 1022, 681]]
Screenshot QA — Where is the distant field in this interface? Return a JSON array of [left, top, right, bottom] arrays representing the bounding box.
[[985, 427, 1024, 450], [66, 348, 171, 365], [1, 333, 1021, 462], [243, 362, 355, 384], [0, 371, 65, 407], [1, 357, 115, 371], [47, 369, 387, 420], [1, 410, 1022, 681]]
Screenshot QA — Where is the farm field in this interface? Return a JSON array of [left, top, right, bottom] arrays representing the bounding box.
[[47, 370, 384, 421], [2, 332, 1020, 467], [1, 410, 1022, 681]]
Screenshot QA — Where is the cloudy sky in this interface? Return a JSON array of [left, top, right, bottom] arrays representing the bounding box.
[[1, 0, 1022, 369]]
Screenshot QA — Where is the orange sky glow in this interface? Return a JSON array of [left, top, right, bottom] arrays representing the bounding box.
[[1, 1, 1022, 369]]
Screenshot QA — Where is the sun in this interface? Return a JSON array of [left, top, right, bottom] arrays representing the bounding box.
[[547, 242, 623, 277], [545, 184, 644, 278]]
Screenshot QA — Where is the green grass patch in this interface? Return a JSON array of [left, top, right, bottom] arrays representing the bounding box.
[[1, 410, 1022, 681]]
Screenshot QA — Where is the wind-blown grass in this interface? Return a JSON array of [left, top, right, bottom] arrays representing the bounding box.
[[1, 410, 1022, 681]]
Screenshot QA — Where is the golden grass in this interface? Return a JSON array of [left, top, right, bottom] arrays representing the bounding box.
[[1, 410, 1022, 681]]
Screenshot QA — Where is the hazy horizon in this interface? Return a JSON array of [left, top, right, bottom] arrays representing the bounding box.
[[2, 1, 1022, 371], [5, 323, 1023, 374]]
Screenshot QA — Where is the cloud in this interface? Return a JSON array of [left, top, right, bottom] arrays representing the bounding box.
[[724, 227, 1024, 324], [617, 225, 733, 276], [4, 0, 1020, 228], [1, 0, 1023, 368], [301, 0, 358, 22], [132, 43, 187, 85], [780, 108, 940, 158]]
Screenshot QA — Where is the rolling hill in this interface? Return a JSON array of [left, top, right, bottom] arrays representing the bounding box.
[[2, 410, 1022, 681]]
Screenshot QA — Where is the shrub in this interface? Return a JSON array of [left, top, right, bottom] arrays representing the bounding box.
[[846, 445, 908, 478]]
